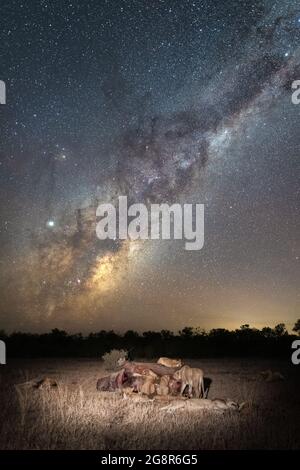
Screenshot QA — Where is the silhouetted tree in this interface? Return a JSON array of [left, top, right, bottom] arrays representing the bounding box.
[[0, 329, 6, 340], [179, 327, 193, 337], [123, 330, 139, 341], [160, 329, 174, 340], [143, 331, 162, 340], [293, 319, 300, 336], [274, 323, 287, 337], [3, 323, 295, 358], [50, 328, 67, 338], [261, 327, 275, 338], [240, 324, 250, 330]]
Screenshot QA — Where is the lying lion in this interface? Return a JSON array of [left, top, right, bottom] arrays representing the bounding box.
[[260, 370, 285, 382], [157, 357, 182, 368], [161, 398, 245, 413]]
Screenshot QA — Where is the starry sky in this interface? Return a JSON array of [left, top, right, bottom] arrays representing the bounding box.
[[0, 0, 299, 333]]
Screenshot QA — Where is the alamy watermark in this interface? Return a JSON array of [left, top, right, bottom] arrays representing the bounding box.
[[291, 340, 300, 365], [96, 196, 204, 251], [291, 80, 300, 104], [0, 340, 6, 365], [0, 80, 6, 104]]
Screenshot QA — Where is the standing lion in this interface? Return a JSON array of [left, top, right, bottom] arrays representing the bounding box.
[[173, 365, 205, 398]]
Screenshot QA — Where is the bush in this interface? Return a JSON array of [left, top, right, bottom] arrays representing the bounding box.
[[101, 349, 128, 370]]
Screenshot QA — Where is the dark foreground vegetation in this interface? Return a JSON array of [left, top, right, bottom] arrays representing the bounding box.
[[1, 320, 299, 359]]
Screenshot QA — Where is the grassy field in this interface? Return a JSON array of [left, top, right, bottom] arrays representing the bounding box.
[[0, 358, 299, 450]]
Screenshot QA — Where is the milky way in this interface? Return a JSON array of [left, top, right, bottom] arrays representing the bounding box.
[[0, 0, 299, 332]]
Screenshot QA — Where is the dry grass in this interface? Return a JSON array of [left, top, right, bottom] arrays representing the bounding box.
[[0, 358, 299, 450]]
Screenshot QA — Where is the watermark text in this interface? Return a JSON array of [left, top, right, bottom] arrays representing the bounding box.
[[96, 196, 204, 251], [0, 340, 6, 365], [291, 339, 300, 365], [0, 80, 6, 104], [291, 80, 300, 104]]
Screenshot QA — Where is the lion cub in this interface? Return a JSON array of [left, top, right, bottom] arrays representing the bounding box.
[[173, 365, 205, 398]]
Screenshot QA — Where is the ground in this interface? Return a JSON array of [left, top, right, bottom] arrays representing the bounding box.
[[0, 358, 299, 450]]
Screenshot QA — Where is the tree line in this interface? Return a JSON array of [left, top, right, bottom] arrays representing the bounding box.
[[0, 320, 299, 359]]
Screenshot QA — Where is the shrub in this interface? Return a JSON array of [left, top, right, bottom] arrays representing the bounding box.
[[102, 349, 128, 370]]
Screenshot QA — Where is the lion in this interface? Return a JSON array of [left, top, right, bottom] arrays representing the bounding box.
[[173, 365, 205, 398], [35, 377, 58, 390], [161, 398, 245, 413], [141, 370, 158, 396], [122, 389, 151, 401], [156, 375, 170, 396], [157, 357, 182, 368], [260, 370, 285, 382]]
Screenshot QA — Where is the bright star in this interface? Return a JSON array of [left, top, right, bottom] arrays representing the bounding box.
[[46, 220, 55, 228]]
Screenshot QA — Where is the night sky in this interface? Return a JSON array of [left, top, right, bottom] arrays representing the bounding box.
[[0, 0, 299, 333]]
